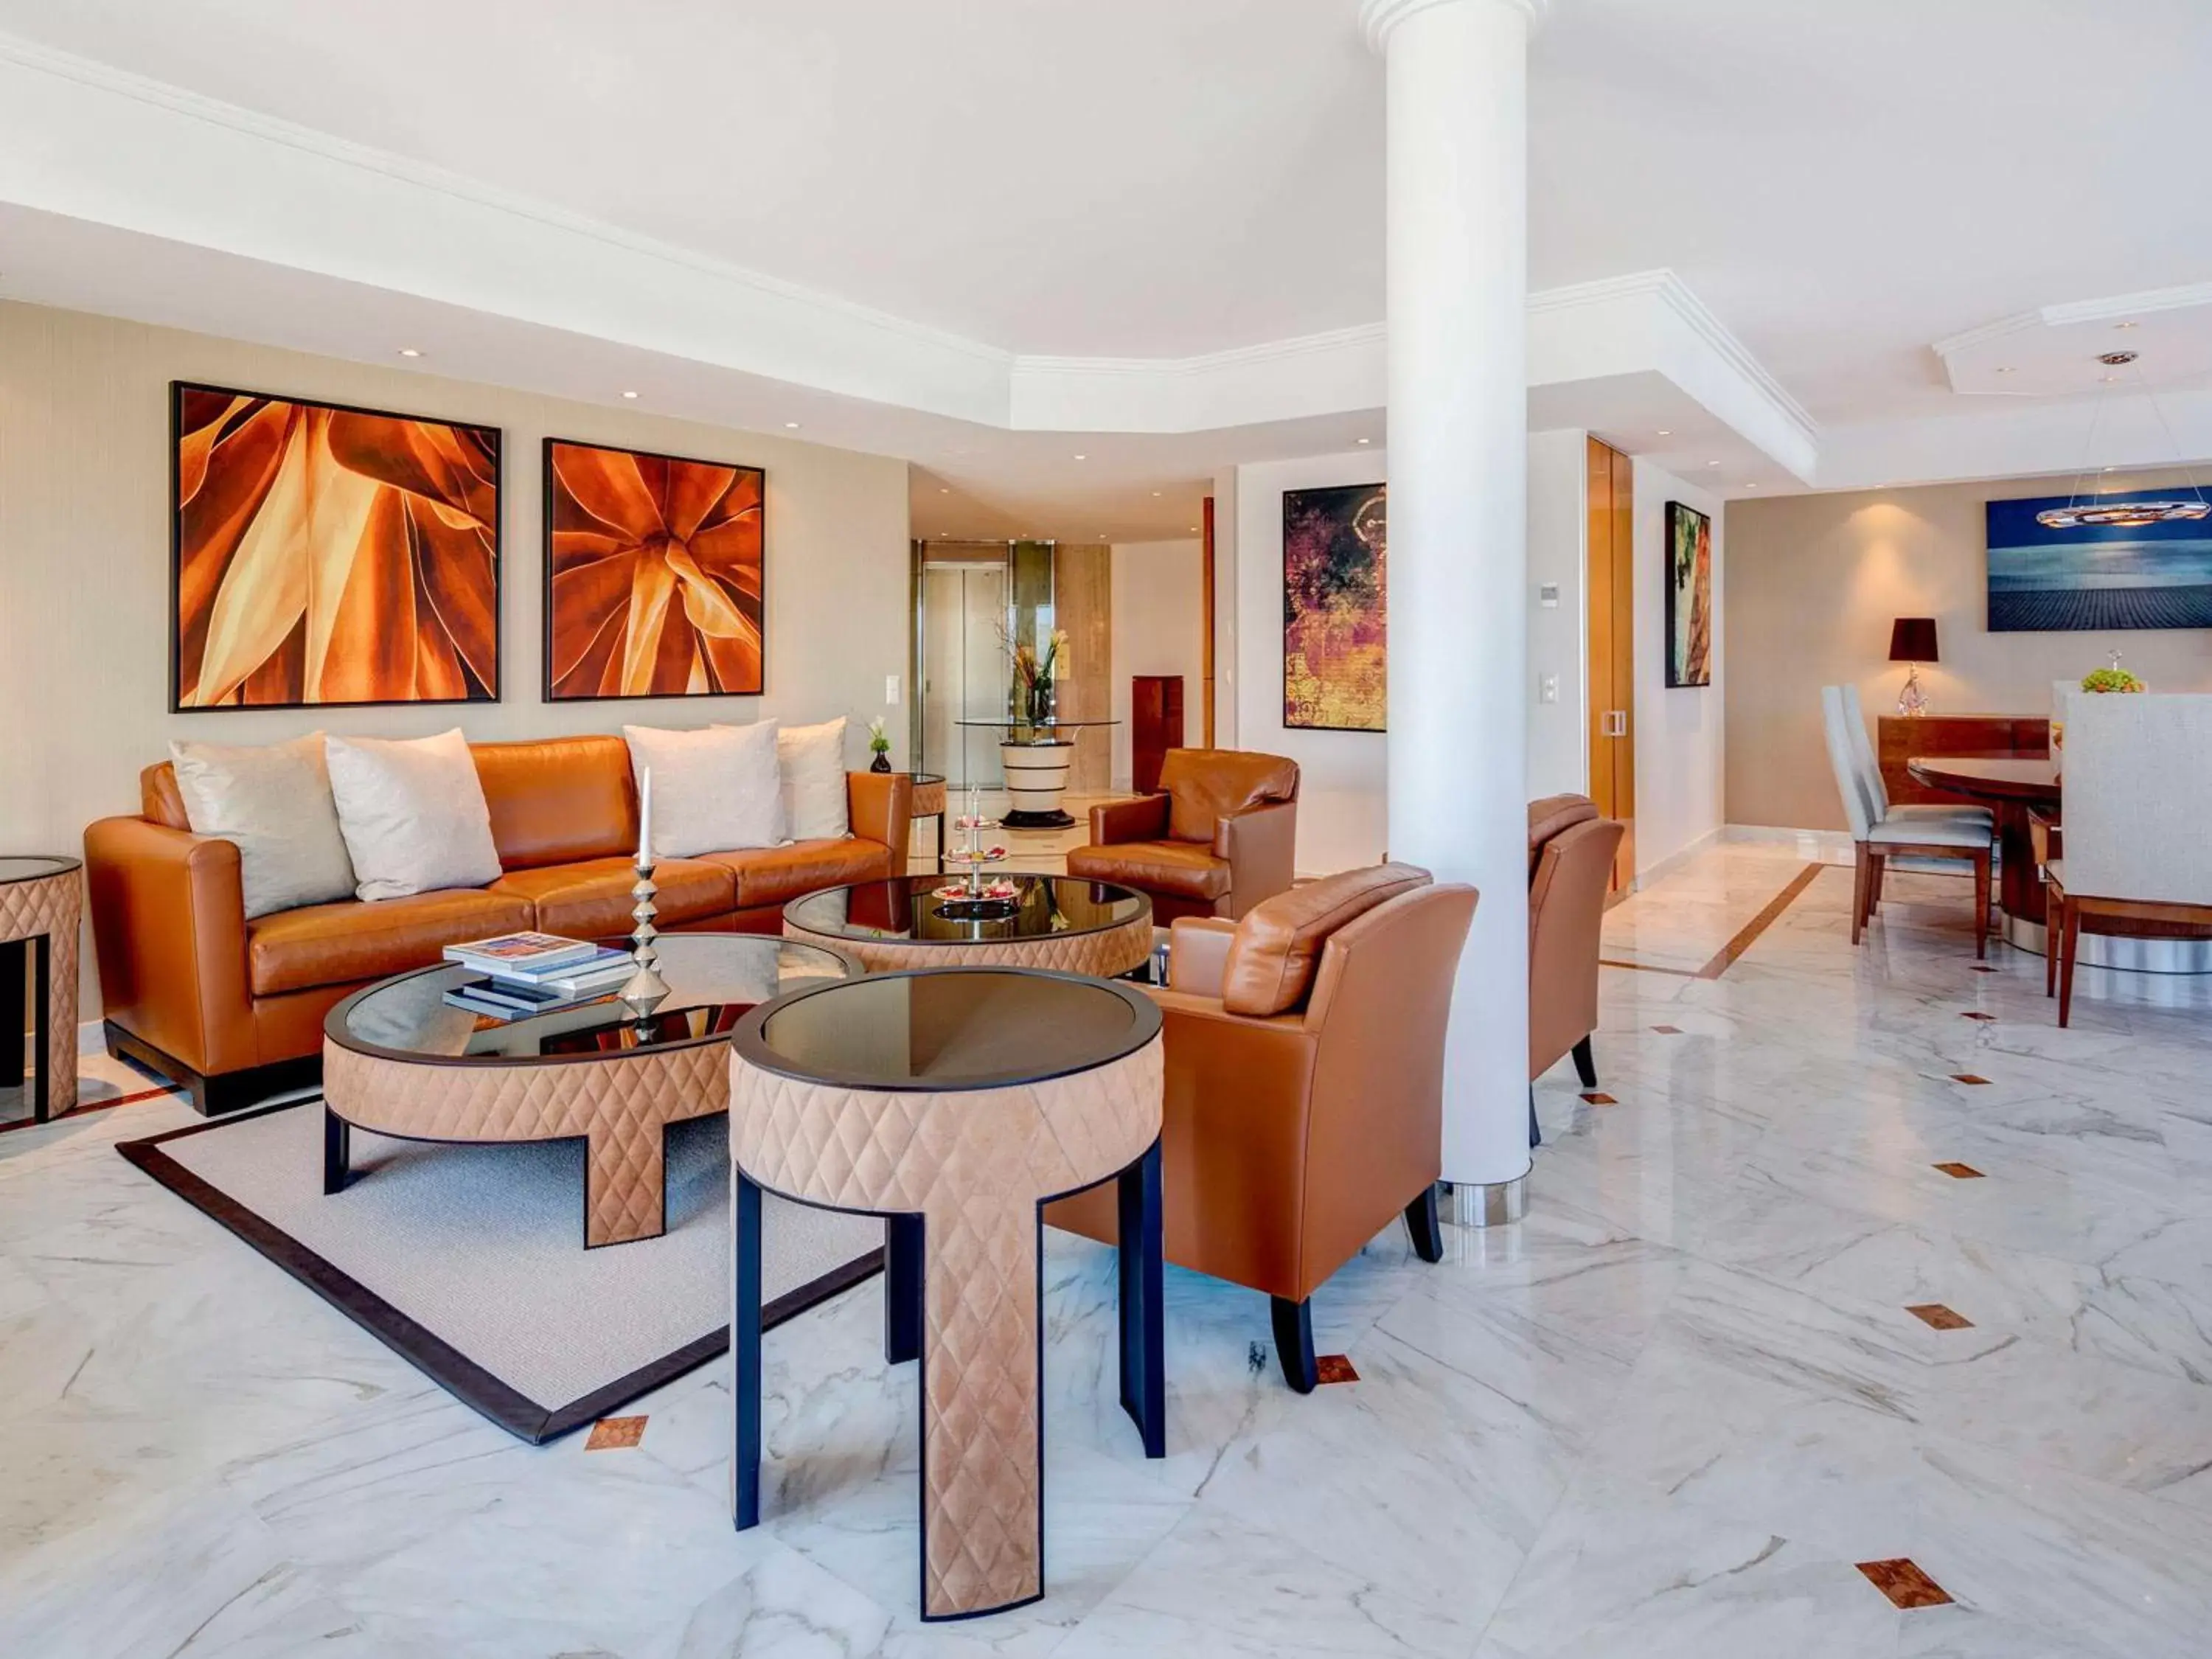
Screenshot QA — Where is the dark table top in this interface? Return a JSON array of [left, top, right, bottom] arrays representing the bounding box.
[[735, 968, 1161, 1093], [1905, 756, 2062, 801], [784, 874, 1147, 946], [327, 933, 855, 1066]]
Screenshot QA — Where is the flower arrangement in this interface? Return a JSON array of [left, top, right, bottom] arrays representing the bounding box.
[[1008, 628, 1071, 726], [866, 715, 892, 773]]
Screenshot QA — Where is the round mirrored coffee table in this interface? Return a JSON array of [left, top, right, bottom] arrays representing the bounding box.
[[728, 967, 1166, 1620], [782, 873, 1152, 976], [1, 855, 83, 1123], [323, 933, 855, 1248]]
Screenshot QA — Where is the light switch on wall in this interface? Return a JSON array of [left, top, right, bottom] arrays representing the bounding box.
[[1539, 672, 1559, 705], [884, 674, 900, 705]]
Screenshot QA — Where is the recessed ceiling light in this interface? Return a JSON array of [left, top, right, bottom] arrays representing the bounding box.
[[1074, 453, 1088, 461], [2116, 320, 2140, 330], [939, 487, 950, 494], [1995, 366, 2017, 375], [620, 390, 639, 400], [784, 421, 801, 429], [1152, 491, 1162, 498], [1707, 461, 1721, 467], [397, 347, 422, 358], [1658, 428, 1672, 437], [1356, 437, 1371, 445], [2101, 375, 2121, 383], [1745, 482, 1759, 490]]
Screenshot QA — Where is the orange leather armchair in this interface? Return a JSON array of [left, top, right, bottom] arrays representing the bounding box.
[[1047, 863, 1478, 1392], [1065, 749, 1299, 923], [1527, 794, 1626, 1145]]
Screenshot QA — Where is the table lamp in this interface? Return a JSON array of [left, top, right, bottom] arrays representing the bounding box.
[[1890, 617, 1938, 717]]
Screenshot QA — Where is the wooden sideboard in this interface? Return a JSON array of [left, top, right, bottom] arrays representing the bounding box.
[[1878, 714, 2051, 807], [1131, 675, 1184, 795]]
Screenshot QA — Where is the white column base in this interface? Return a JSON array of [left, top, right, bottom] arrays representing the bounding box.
[[1444, 1175, 1528, 1229]]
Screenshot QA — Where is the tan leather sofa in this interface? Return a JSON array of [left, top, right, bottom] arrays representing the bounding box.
[[1527, 793, 1626, 1145], [83, 734, 911, 1114], [1065, 748, 1299, 923], [1048, 862, 1478, 1392]]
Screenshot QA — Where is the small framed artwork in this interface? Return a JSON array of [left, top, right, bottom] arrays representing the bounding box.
[[1664, 500, 1714, 688], [170, 383, 501, 710], [1283, 481, 1388, 731], [543, 438, 765, 701]]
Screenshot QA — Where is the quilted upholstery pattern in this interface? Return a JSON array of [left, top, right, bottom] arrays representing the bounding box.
[[1, 869, 82, 1115], [731, 1037, 1163, 1618], [779, 913, 1152, 978], [322, 1037, 727, 1246]]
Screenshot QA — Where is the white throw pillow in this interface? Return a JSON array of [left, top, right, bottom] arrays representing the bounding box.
[[775, 717, 849, 842], [325, 729, 503, 902], [169, 733, 358, 920], [623, 722, 785, 858]]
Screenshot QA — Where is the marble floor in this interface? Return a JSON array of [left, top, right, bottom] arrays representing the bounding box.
[[4, 839, 2212, 1655]]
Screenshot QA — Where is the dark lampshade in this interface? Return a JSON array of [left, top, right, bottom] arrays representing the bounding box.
[[1888, 617, 1939, 664]]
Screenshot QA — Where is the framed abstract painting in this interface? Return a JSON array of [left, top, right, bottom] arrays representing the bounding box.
[[1664, 500, 1714, 688], [1283, 481, 1387, 731], [1986, 493, 2212, 631], [543, 438, 765, 701], [170, 383, 501, 710]]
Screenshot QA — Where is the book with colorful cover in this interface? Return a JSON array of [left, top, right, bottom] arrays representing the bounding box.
[[442, 933, 597, 974]]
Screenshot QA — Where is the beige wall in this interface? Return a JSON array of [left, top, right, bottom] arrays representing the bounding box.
[[1107, 540, 1204, 791], [0, 301, 912, 1014], [1725, 467, 2212, 830]]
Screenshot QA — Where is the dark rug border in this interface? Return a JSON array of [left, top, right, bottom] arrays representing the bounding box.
[[116, 1099, 883, 1445]]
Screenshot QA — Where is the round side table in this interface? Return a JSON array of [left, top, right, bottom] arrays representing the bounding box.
[[782, 874, 1152, 977], [953, 719, 1119, 827], [728, 967, 1165, 1620], [2, 856, 84, 1121]]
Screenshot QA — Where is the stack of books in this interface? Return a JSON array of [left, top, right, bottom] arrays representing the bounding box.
[[439, 933, 638, 1020]]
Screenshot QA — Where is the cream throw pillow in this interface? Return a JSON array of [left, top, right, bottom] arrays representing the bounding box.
[[623, 722, 785, 858], [325, 729, 503, 902], [773, 717, 849, 841], [169, 733, 358, 920]]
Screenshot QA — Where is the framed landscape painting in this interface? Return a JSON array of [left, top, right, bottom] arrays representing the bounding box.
[[1283, 481, 1387, 731], [1986, 494, 2212, 631], [544, 438, 765, 700], [171, 383, 501, 710], [1665, 501, 1713, 688]]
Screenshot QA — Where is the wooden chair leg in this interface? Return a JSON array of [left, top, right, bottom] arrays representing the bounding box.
[[2045, 892, 2062, 998], [1851, 844, 1872, 945], [1869, 852, 1887, 909], [1972, 849, 1991, 961], [2057, 902, 2082, 1028]]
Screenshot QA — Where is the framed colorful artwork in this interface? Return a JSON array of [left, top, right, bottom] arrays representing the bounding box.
[[170, 383, 501, 711], [1664, 500, 1713, 688], [1283, 481, 1387, 731], [543, 438, 765, 700], [1986, 493, 2212, 631]]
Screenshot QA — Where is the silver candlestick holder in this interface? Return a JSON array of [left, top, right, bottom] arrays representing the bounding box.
[[619, 861, 671, 1016]]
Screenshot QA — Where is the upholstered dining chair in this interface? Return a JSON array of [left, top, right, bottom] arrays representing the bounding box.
[[1066, 748, 1299, 923], [1822, 686, 1994, 956], [2046, 693, 2212, 1026], [1527, 795, 1625, 1147], [1045, 863, 1478, 1394], [1838, 684, 1994, 834]]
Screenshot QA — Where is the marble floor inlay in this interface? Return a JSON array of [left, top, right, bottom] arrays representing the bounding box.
[[585, 1416, 649, 1452], [1906, 1303, 1976, 1331], [4, 841, 2212, 1655], [1315, 1355, 1360, 1386]]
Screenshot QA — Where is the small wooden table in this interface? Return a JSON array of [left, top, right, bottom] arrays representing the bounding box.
[[729, 968, 1166, 1620], [1, 856, 83, 1123]]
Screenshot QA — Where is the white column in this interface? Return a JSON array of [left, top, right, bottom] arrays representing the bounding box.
[[1366, 0, 1540, 1214]]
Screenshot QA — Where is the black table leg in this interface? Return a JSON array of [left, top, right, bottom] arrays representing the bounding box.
[[322, 1107, 350, 1194], [885, 1214, 924, 1366], [1, 937, 24, 1093], [733, 1168, 764, 1531], [29, 934, 51, 1124], [1116, 1138, 1166, 1458], [934, 810, 947, 876]]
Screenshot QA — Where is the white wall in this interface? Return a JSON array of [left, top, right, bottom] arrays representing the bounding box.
[[1230, 439, 1591, 873], [1107, 540, 1206, 790], [1632, 459, 1726, 872], [0, 300, 913, 1011]]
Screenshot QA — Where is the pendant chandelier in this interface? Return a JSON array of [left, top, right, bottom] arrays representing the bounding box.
[[2037, 349, 2211, 529]]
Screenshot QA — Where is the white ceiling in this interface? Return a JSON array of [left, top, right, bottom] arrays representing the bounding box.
[[2, 0, 2209, 531]]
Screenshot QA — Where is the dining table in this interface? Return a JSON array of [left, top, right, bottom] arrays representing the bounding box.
[[1905, 753, 2210, 973]]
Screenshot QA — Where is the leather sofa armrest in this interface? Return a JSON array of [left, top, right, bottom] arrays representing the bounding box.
[[82, 816, 257, 1077], [1090, 793, 1170, 846], [1212, 799, 1298, 917], [846, 771, 914, 870], [1166, 916, 1237, 998]]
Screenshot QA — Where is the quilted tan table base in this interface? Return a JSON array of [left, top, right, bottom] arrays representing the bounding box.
[[729, 969, 1166, 1621], [1, 858, 83, 1123]]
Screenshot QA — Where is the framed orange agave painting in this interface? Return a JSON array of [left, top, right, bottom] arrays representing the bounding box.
[[170, 383, 501, 711], [543, 438, 765, 701]]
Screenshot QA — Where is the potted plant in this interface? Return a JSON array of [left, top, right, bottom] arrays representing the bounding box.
[[866, 715, 893, 773]]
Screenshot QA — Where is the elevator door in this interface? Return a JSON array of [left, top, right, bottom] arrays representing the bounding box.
[[921, 562, 1009, 789]]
